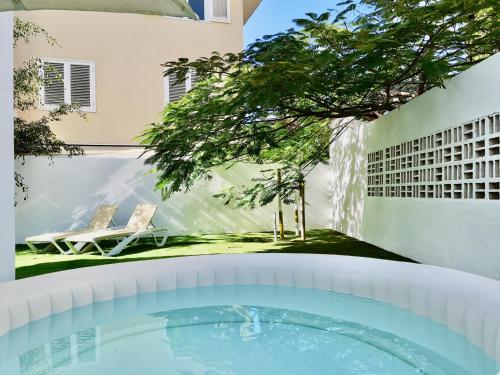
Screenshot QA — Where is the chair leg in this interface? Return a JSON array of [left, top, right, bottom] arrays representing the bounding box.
[[65, 241, 80, 255], [51, 241, 71, 255], [106, 234, 139, 257], [66, 241, 95, 255], [152, 229, 168, 247], [26, 242, 40, 253], [79, 242, 94, 253], [27, 242, 57, 253], [158, 231, 168, 247], [73, 242, 87, 252], [93, 241, 107, 256], [42, 243, 55, 252]]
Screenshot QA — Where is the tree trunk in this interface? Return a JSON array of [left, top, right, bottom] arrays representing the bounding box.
[[277, 169, 285, 239], [273, 212, 278, 242], [294, 192, 300, 236], [299, 179, 306, 241]]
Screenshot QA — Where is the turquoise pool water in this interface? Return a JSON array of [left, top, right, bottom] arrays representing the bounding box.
[[0, 285, 498, 374]]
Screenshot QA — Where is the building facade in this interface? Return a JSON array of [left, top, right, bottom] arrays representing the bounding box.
[[14, 0, 261, 148], [12, 0, 330, 245]]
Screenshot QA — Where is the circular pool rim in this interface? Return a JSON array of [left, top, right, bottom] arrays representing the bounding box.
[[1, 254, 499, 361]]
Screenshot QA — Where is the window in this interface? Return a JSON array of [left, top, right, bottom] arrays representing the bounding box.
[[187, 0, 229, 22], [164, 71, 199, 105], [41, 59, 96, 112], [205, 0, 230, 22]]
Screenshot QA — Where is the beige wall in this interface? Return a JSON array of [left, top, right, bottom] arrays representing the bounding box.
[[15, 0, 249, 145]]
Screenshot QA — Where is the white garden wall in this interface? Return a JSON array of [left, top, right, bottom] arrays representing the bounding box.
[[15, 155, 330, 243], [0, 12, 15, 282], [330, 53, 500, 279]]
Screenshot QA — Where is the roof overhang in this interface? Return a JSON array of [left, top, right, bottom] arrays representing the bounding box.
[[0, 0, 198, 18], [243, 0, 261, 24]]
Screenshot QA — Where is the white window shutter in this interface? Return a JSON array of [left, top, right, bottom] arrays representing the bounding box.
[[43, 62, 65, 106], [190, 70, 199, 89], [41, 59, 95, 112], [70, 64, 92, 108], [168, 75, 187, 103]]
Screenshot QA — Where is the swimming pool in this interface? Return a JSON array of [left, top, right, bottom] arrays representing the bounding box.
[[0, 254, 499, 374], [0, 284, 498, 374]]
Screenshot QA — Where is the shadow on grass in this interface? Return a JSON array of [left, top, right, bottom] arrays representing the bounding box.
[[262, 241, 415, 262], [16, 229, 416, 279], [15, 255, 187, 280], [253, 230, 416, 263]]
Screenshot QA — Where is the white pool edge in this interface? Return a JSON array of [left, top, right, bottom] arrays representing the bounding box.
[[1, 254, 500, 361]]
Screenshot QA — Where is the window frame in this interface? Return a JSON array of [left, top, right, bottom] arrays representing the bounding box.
[[204, 0, 230, 23], [40, 58, 96, 113]]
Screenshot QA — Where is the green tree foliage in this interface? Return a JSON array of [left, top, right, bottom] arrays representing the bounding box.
[[141, 0, 499, 207], [14, 18, 83, 201]]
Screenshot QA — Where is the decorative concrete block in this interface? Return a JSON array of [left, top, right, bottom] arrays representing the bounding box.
[[366, 112, 500, 201]]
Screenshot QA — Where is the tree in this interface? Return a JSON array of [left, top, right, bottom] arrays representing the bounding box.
[[14, 17, 83, 202], [140, 0, 499, 211]]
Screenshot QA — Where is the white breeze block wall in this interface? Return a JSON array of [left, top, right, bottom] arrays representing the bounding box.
[[15, 156, 330, 243], [330, 53, 500, 279]]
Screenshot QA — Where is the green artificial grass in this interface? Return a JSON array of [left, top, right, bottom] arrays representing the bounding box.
[[15, 229, 415, 279]]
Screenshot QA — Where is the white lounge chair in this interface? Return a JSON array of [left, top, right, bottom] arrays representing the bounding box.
[[25, 205, 118, 255], [64, 204, 168, 257]]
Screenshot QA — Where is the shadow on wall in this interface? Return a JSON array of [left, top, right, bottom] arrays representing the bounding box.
[[15, 157, 331, 242], [329, 120, 370, 239]]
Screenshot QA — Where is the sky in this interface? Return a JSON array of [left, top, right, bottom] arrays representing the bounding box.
[[244, 0, 337, 46]]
